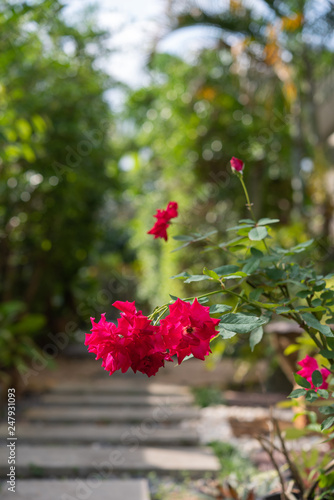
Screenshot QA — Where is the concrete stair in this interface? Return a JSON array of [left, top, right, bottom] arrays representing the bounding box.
[[0, 479, 150, 500], [0, 376, 220, 498]]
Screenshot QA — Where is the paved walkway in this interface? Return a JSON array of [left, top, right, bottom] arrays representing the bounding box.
[[0, 360, 220, 499]]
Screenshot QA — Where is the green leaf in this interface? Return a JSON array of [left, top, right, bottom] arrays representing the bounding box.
[[294, 373, 311, 389], [179, 353, 194, 363], [222, 272, 248, 279], [321, 290, 334, 300], [219, 236, 247, 248], [301, 313, 334, 337], [184, 275, 211, 283], [169, 294, 178, 301], [317, 389, 329, 399], [210, 304, 232, 314], [257, 218, 280, 225], [242, 258, 260, 275], [321, 416, 334, 431], [219, 313, 268, 334], [266, 268, 285, 280], [172, 235, 194, 241], [249, 326, 263, 351], [305, 390, 318, 402], [198, 297, 209, 304], [249, 288, 264, 301], [203, 268, 220, 280], [288, 388, 307, 398], [217, 326, 238, 339], [291, 239, 314, 252], [248, 226, 268, 241], [313, 280, 326, 291], [296, 290, 311, 299], [295, 306, 326, 313], [227, 224, 254, 231], [312, 370, 323, 388], [213, 265, 239, 275], [319, 405, 334, 415], [170, 272, 191, 279], [250, 248, 264, 258], [171, 230, 218, 252], [319, 349, 334, 359], [10, 314, 46, 335], [276, 306, 291, 314], [239, 219, 255, 224]]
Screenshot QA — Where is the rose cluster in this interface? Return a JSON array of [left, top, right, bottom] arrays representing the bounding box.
[[147, 201, 178, 241], [85, 298, 220, 377], [297, 355, 331, 391]]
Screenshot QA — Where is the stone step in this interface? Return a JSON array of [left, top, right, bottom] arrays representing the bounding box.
[[0, 479, 150, 499], [0, 445, 220, 477], [50, 381, 190, 396], [39, 393, 193, 406], [23, 406, 198, 424], [0, 423, 199, 446]]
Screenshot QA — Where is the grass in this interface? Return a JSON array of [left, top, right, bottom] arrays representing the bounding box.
[[191, 386, 224, 407]]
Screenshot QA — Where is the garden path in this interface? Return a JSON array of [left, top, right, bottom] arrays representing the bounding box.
[[0, 354, 220, 499]]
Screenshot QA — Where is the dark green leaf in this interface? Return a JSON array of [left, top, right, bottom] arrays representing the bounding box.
[[10, 314, 46, 335], [305, 390, 318, 402], [314, 281, 326, 291], [242, 258, 260, 275], [319, 349, 334, 359], [301, 313, 334, 337], [210, 304, 232, 314], [219, 313, 268, 334], [294, 373, 311, 389], [169, 294, 178, 301], [296, 290, 311, 299], [319, 405, 334, 415], [321, 416, 334, 431], [288, 388, 307, 398], [321, 290, 334, 300], [312, 370, 323, 388], [266, 268, 285, 281], [250, 247, 264, 258], [249, 288, 264, 301], [213, 265, 239, 275]]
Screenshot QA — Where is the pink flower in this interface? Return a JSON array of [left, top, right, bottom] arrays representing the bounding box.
[[85, 301, 170, 377], [161, 298, 220, 364], [230, 157, 244, 173], [297, 355, 331, 390], [148, 201, 178, 241]]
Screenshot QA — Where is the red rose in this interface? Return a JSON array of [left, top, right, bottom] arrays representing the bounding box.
[[230, 157, 244, 172]]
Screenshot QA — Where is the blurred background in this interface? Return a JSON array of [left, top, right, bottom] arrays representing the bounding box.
[[1, 0, 334, 391]]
